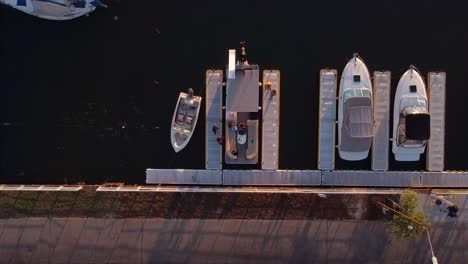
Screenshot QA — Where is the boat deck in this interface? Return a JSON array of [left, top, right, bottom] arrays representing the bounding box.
[[427, 72, 446, 172], [318, 69, 337, 170], [261, 70, 280, 170], [371, 71, 391, 171], [205, 70, 223, 169]]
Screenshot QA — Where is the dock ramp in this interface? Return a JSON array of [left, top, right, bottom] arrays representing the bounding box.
[[205, 70, 223, 169], [372, 71, 391, 171], [427, 72, 446, 172], [318, 69, 337, 170], [262, 70, 280, 170]]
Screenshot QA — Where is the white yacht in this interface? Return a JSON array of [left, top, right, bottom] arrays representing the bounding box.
[[338, 54, 374, 161], [0, 0, 103, 20], [170, 88, 202, 153], [392, 66, 430, 161]]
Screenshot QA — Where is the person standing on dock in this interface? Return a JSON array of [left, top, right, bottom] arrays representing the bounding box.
[[270, 88, 277, 100], [239, 41, 248, 65], [212, 124, 219, 135]]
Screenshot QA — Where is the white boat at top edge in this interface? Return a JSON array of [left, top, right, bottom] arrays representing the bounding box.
[[171, 88, 202, 153], [0, 0, 102, 20], [338, 54, 374, 161], [392, 66, 430, 161]]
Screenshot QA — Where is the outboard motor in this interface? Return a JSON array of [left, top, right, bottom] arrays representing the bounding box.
[[239, 41, 248, 65], [187, 88, 194, 98]]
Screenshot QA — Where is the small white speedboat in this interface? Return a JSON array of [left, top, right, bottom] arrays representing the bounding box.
[[392, 66, 430, 161], [0, 0, 102, 20], [170, 88, 202, 153], [338, 54, 374, 161]]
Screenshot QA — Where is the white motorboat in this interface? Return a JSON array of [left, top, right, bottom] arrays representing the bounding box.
[[392, 66, 430, 161], [0, 0, 103, 20], [170, 88, 202, 153], [338, 54, 374, 161]]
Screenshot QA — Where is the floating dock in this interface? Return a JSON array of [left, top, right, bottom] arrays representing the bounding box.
[[145, 63, 467, 187], [322, 171, 421, 187], [222, 170, 321, 186], [421, 171, 468, 187], [371, 71, 391, 171], [261, 70, 280, 170], [318, 69, 337, 170], [205, 70, 223, 169], [225, 64, 260, 165], [427, 72, 446, 172], [146, 169, 468, 187], [146, 169, 222, 185]]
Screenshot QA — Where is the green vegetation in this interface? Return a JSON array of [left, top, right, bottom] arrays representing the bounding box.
[[390, 189, 431, 239]]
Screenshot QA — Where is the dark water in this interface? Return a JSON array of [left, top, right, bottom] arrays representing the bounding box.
[[1, 1, 467, 184]]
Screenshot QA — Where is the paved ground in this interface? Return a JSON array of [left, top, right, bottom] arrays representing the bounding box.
[[0, 191, 466, 263], [0, 217, 466, 264]]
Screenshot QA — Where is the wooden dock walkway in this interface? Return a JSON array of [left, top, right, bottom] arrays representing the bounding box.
[[318, 69, 337, 170], [261, 70, 280, 170], [205, 70, 223, 169], [372, 71, 391, 171], [427, 72, 446, 172]]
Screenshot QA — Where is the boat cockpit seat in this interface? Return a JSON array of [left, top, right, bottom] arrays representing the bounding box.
[[177, 113, 185, 124], [185, 115, 193, 127], [175, 132, 187, 145]]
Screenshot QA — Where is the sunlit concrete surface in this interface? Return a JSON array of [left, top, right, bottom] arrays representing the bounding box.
[[0, 217, 466, 264]]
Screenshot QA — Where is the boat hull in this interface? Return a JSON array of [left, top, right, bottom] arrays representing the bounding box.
[[1, 0, 97, 20], [338, 56, 373, 161], [170, 92, 202, 153], [392, 68, 428, 161]]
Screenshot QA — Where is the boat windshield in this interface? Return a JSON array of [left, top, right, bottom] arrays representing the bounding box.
[[399, 96, 427, 110], [343, 88, 371, 102]]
